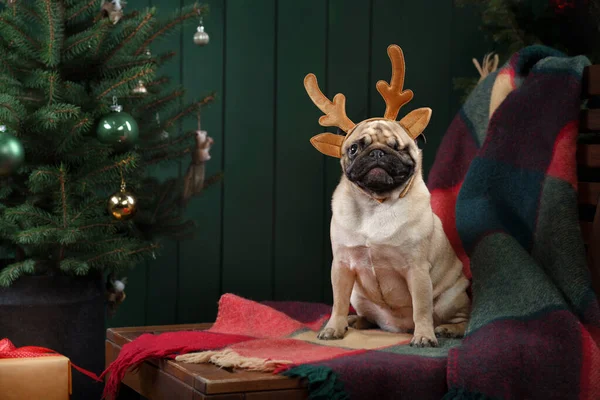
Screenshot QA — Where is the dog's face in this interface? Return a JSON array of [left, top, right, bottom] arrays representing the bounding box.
[[340, 119, 420, 198]]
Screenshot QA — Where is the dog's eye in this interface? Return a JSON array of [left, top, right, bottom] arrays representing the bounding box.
[[349, 144, 359, 156]]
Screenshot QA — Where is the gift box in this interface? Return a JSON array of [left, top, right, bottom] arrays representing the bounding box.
[[0, 356, 71, 400]]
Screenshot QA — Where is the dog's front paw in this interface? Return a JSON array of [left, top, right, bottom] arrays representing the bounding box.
[[317, 317, 348, 340], [410, 329, 438, 348]]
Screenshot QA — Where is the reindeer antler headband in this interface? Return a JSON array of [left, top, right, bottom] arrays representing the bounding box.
[[305, 44, 432, 158]]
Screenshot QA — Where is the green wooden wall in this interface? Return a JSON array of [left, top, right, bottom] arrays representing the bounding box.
[[108, 0, 489, 328]]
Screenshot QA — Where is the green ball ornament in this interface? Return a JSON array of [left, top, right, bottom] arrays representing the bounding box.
[[0, 125, 25, 176], [97, 100, 139, 148]]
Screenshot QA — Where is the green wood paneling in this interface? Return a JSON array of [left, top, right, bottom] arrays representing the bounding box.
[[178, 0, 225, 323], [323, 0, 372, 304], [371, 0, 405, 119], [144, 0, 183, 326], [102, 1, 490, 326], [450, 4, 493, 114], [273, 1, 327, 302], [221, 0, 276, 301], [397, 2, 453, 179]]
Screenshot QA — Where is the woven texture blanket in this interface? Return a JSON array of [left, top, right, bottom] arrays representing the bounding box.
[[102, 45, 600, 400]]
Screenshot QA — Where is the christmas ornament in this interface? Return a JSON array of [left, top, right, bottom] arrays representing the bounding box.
[[101, 0, 126, 25], [97, 96, 139, 148], [106, 274, 127, 316], [132, 80, 148, 95], [182, 110, 213, 205], [0, 125, 25, 176], [193, 15, 210, 46], [156, 113, 169, 140], [107, 168, 138, 220]]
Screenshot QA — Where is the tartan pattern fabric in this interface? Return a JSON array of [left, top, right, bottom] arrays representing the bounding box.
[[102, 45, 600, 400], [430, 44, 600, 399]]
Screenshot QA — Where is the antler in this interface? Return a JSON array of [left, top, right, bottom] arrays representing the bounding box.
[[376, 45, 414, 120], [304, 73, 356, 133]]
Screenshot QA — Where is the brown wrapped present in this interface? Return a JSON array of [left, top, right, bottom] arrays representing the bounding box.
[[0, 356, 71, 400]]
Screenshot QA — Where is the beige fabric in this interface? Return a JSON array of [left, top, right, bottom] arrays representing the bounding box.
[[489, 73, 515, 120], [292, 328, 412, 350], [176, 349, 291, 372], [175, 328, 412, 371]]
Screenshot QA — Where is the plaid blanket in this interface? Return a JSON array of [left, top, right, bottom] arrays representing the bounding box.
[[102, 45, 600, 400], [427, 44, 600, 399]]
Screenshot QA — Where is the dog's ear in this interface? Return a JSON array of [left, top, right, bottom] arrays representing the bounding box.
[[399, 108, 432, 140], [310, 133, 345, 158]]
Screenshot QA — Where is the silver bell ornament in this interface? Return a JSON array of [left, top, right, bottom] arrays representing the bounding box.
[[132, 80, 148, 95], [193, 17, 210, 46], [155, 113, 169, 140]]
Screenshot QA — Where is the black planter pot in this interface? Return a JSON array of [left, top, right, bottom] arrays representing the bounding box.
[[0, 272, 106, 400]]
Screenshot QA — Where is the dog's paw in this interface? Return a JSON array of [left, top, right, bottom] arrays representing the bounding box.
[[410, 330, 438, 348], [434, 322, 467, 338], [347, 315, 376, 330], [317, 317, 348, 340]]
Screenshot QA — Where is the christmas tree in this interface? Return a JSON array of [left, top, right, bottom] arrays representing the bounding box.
[[0, 0, 217, 288], [454, 0, 600, 99]]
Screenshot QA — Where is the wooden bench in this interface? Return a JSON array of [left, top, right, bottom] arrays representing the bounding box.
[[106, 324, 309, 400]]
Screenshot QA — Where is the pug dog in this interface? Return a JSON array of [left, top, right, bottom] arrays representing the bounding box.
[[304, 45, 470, 347]]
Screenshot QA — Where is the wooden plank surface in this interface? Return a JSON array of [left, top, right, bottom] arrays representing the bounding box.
[[579, 182, 600, 206], [390, 0, 453, 180], [577, 144, 600, 169], [273, 0, 327, 302], [588, 199, 600, 299], [105, 0, 151, 330], [584, 65, 600, 97], [178, 0, 226, 324], [145, 0, 184, 326], [221, 0, 276, 300], [582, 109, 600, 132], [370, 0, 404, 119], [106, 325, 306, 396], [324, 0, 372, 304], [581, 221, 593, 244]]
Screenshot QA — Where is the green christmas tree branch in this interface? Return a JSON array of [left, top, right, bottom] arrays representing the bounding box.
[[134, 3, 207, 55], [0, 1, 220, 288], [66, 0, 102, 23], [104, 8, 156, 65], [0, 259, 36, 287]]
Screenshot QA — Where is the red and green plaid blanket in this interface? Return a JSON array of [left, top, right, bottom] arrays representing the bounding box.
[[103, 45, 600, 400]]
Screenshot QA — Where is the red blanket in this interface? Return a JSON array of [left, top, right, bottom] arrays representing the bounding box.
[[103, 294, 448, 400]]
